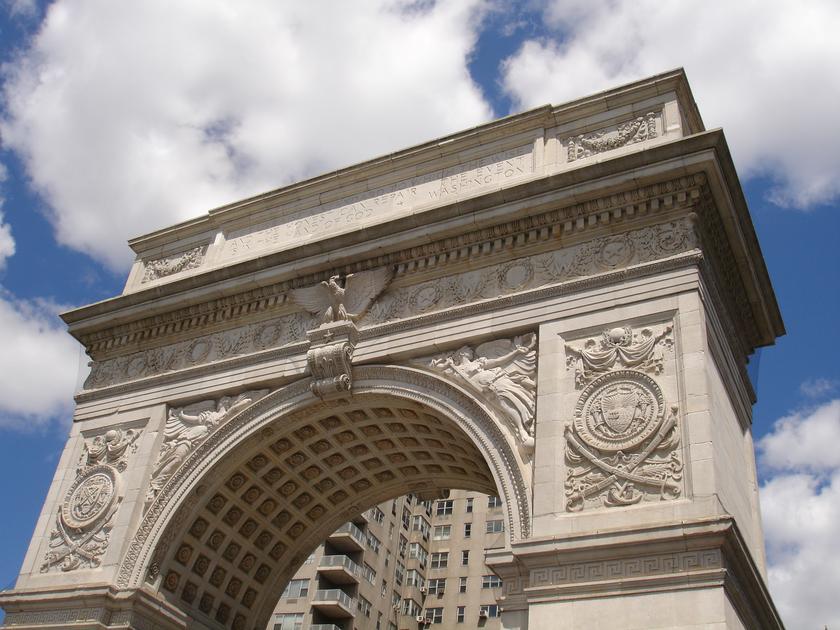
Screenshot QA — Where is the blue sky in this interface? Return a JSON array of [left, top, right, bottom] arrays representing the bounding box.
[[0, 2, 838, 628]]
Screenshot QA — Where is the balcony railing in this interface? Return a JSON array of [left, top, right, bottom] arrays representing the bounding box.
[[326, 522, 367, 552], [310, 625, 344, 630], [312, 589, 356, 618]]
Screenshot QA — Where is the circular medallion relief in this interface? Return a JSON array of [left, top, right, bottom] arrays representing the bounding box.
[[573, 370, 664, 452], [597, 236, 634, 269], [499, 261, 534, 292], [61, 465, 118, 530]]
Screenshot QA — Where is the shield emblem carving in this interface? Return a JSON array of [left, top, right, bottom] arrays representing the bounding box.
[[599, 385, 639, 433]]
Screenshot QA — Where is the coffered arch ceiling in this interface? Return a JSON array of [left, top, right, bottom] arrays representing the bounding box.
[[122, 366, 529, 630]]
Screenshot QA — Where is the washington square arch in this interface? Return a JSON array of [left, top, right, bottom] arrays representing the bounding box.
[[0, 70, 787, 630]]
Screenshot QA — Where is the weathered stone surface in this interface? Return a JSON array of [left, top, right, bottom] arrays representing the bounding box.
[[2, 70, 784, 630]]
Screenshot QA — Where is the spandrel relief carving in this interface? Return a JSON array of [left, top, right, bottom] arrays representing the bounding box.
[[563, 323, 682, 512], [141, 245, 206, 283], [417, 333, 537, 459], [41, 428, 141, 573], [145, 390, 269, 507]]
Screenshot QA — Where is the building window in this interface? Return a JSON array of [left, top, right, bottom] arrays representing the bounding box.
[[389, 623, 398, 630], [406, 569, 425, 588], [399, 534, 408, 558], [402, 598, 421, 617], [363, 562, 376, 584], [395, 560, 405, 586], [412, 515, 430, 538], [436, 499, 453, 516], [479, 604, 500, 618], [280, 579, 309, 598], [461, 550, 469, 566], [482, 575, 503, 589], [426, 607, 444, 624], [303, 553, 315, 565], [459, 577, 467, 593], [371, 506, 385, 524], [377, 611, 383, 630], [457, 606, 466, 623], [367, 532, 381, 554], [409, 542, 428, 565], [358, 596, 372, 617], [488, 495, 502, 508], [381, 579, 388, 596], [430, 552, 448, 569], [272, 612, 303, 630], [465, 497, 473, 513], [464, 523, 472, 538], [428, 578, 446, 595], [402, 506, 411, 529], [433, 524, 451, 540], [485, 519, 504, 534]]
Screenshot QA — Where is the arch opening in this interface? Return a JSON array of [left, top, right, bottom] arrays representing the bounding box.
[[124, 367, 530, 630]]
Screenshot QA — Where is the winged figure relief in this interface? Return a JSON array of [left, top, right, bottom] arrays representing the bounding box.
[[290, 267, 392, 324]]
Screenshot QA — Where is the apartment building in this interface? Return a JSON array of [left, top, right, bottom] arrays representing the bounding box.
[[270, 490, 506, 630]]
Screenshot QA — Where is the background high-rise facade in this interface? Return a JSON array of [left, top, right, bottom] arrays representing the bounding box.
[[270, 491, 506, 630]]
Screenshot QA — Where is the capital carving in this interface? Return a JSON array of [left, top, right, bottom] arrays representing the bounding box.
[[417, 333, 537, 460], [306, 321, 358, 399], [41, 427, 141, 573], [146, 390, 269, 507]]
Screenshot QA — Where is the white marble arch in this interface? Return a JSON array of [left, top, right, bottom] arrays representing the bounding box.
[[119, 365, 531, 629]]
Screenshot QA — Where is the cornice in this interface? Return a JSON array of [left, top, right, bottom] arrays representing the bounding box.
[[74, 173, 707, 360]]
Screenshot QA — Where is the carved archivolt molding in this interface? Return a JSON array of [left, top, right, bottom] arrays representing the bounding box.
[[41, 428, 141, 573], [565, 111, 659, 163], [118, 367, 531, 590], [563, 323, 682, 512], [146, 390, 270, 507], [141, 245, 206, 283], [416, 333, 537, 459]]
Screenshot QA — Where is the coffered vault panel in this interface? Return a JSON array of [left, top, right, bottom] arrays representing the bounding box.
[[147, 392, 497, 629]]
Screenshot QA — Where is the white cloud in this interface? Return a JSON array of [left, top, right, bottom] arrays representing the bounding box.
[[0, 290, 84, 430], [0, 0, 492, 270], [799, 377, 838, 399], [4, 0, 38, 18], [501, 0, 840, 210], [0, 163, 15, 269], [758, 398, 840, 629]]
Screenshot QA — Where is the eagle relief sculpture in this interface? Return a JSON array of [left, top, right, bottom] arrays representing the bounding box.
[[290, 268, 392, 324]]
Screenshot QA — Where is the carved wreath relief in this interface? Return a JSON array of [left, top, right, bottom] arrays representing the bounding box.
[[563, 324, 682, 511], [141, 245, 206, 283], [566, 112, 658, 162], [418, 333, 537, 460], [41, 428, 141, 572]]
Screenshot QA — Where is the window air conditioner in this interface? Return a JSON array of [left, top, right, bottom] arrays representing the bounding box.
[[419, 586, 427, 594], [479, 610, 489, 618], [416, 615, 428, 623]]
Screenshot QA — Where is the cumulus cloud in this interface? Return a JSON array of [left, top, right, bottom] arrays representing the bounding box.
[[0, 0, 492, 270], [0, 290, 84, 430], [501, 0, 840, 210], [799, 377, 838, 399], [758, 398, 840, 628], [0, 164, 15, 269]]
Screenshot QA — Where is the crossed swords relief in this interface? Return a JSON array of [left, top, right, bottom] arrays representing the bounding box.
[[565, 401, 682, 512]]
